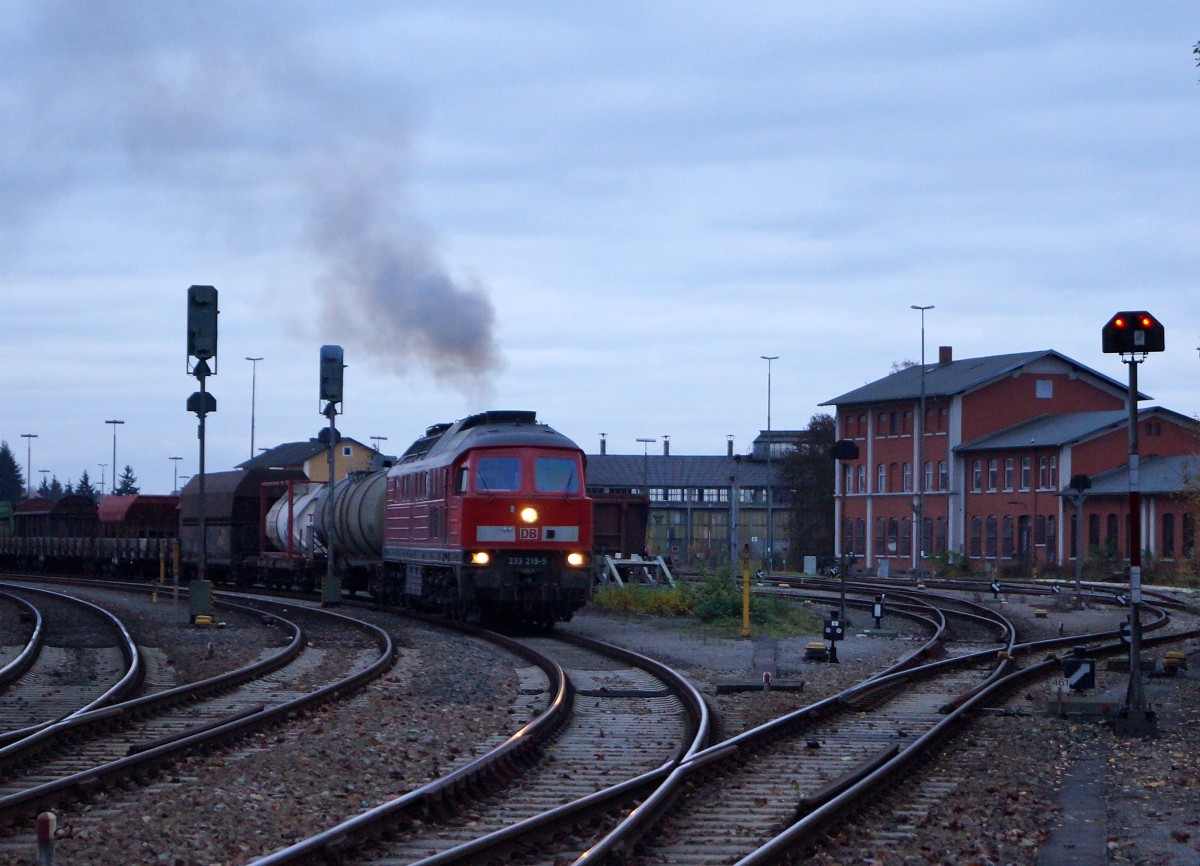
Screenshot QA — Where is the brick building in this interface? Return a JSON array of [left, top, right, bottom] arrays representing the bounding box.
[[822, 347, 1200, 575]]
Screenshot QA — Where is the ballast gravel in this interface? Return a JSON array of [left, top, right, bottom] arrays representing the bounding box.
[[3, 588, 1197, 866]]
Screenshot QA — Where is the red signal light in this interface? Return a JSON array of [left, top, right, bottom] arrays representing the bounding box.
[[1139, 315, 1153, 327], [1113, 317, 1126, 328]]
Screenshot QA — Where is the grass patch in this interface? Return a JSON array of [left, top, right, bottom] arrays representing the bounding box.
[[590, 571, 824, 637]]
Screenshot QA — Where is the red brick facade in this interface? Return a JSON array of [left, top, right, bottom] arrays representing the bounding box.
[[825, 349, 1200, 576]]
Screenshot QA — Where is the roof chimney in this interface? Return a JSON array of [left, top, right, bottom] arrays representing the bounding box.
[[938, 346, 953, 364], [662, 435, 670, 456], [727, 435, 734, 457], [599, 433, 606, 456]]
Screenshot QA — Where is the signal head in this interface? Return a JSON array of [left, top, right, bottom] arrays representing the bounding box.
[[1102, 310, 1164, 354]]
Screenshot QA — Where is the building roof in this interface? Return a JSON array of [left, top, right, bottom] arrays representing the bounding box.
[[956, 407, 1200, 453], [586, 454, 777, 489], [1074, 454, 1200, 497], [821, 349, 1140, 407], [237, 435, 387, 471]]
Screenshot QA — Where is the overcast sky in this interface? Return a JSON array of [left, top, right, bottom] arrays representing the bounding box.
[[4, 2, 1199, 495]]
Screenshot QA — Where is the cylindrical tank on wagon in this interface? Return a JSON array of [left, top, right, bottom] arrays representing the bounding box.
[[328, 469, 387, 559], [265, 482, 325, 557]]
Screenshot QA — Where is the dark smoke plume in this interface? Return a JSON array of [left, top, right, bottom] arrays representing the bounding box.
[[14, 3, 505, 396]]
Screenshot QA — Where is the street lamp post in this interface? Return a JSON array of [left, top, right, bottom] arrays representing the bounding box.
[[910, 305, 933, 570], [105, 420, 125, 495], [38, 469, 49, 494], [245, 357, 263, 459], [99, 464, 107, 496], [761, 355, 778, 574], [19, 434, 36, 497], [370, 436, 388, 452], [170, 456, 183, 493]]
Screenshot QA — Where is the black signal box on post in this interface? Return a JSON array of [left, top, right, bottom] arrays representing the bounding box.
[[1102, 311, 1164, 354]]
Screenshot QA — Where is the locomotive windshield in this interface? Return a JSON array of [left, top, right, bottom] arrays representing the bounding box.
[[475, 457, 521, 491], [535, 457, 580, 493]]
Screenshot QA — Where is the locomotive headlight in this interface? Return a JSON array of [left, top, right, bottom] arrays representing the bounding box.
[[566, 552, 585, 567], [471, 551, 490, 565], [519, 507, 538, 524]]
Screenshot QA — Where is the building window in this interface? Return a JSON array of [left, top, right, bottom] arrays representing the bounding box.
[[1106, 513, 1119, 546], [972, 460, 982, 492], [1018, 515, 1031, 557], [875, 518, 886, 554], [970, 516, 983, 558], [923, 461, 933, 492], [938, 460, 948, 491], [1020, 457, 1031, 490], [844, 464, 854, 494], [1003, 458, 1015, 491], [1046, 516, 1056, 563], [900, 518, 911, 556], [1002, 516, 1015, 558], [1184, 514, 1195, 558], [988, 459, 999, 491], [854, 519, 866, 555], [1036, 379, 1053, 399], [887, 518, 899, 554], [342, 445, 353, 457], [877, 414, 887, 437], [857, 465, 866, 492], [1088, 514, 1101, 549], [934, 517, 946, 553], [1038, 457, 1048, 489], [1049, 456, 1058, 489], [903, 411, 912, 435], [877, 463, 887, 493], [1163, 513, 1176, 558], [986, 516, 998, 558], [902, 462, 912, 492], [1035, 514, 1046, 545]]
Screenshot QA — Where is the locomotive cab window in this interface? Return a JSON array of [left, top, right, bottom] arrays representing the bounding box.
[[535, 457, 579, 493], [475, 457, 520, 491], [455, 466, 469, 493]]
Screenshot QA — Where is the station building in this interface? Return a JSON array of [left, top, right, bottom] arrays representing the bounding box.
[[585, 433, 796, 570], [821, 346, 1200, 577]]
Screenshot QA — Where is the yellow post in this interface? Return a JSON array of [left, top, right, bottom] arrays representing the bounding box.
[[741, 559, 752, 637]]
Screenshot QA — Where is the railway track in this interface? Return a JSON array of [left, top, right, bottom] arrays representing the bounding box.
[[0, 583, 142, 743], [0, 592, 395, 836], [251, 629, 710, 866]]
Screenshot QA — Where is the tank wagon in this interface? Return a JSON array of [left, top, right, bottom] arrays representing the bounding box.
[[178, 468, 306, 585]]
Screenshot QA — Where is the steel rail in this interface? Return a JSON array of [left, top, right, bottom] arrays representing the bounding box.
[[0, 581, 143, 717], [0, 591, 43, 690], [0, 600, 395, 824], [248, 626, 572, 865]]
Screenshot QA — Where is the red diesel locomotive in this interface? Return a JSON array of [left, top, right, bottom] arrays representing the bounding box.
[[374, 410, 593, 626]]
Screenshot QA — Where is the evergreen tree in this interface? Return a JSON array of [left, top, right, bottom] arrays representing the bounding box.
[[115, 465, 140, 495], [779, 413, 837, 558], [48, 477, 65, 502], [0, 441, 24, 501], [37, 476, 51, 499], [76, 470, 99, 502], [63, 481, 75, 497]]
